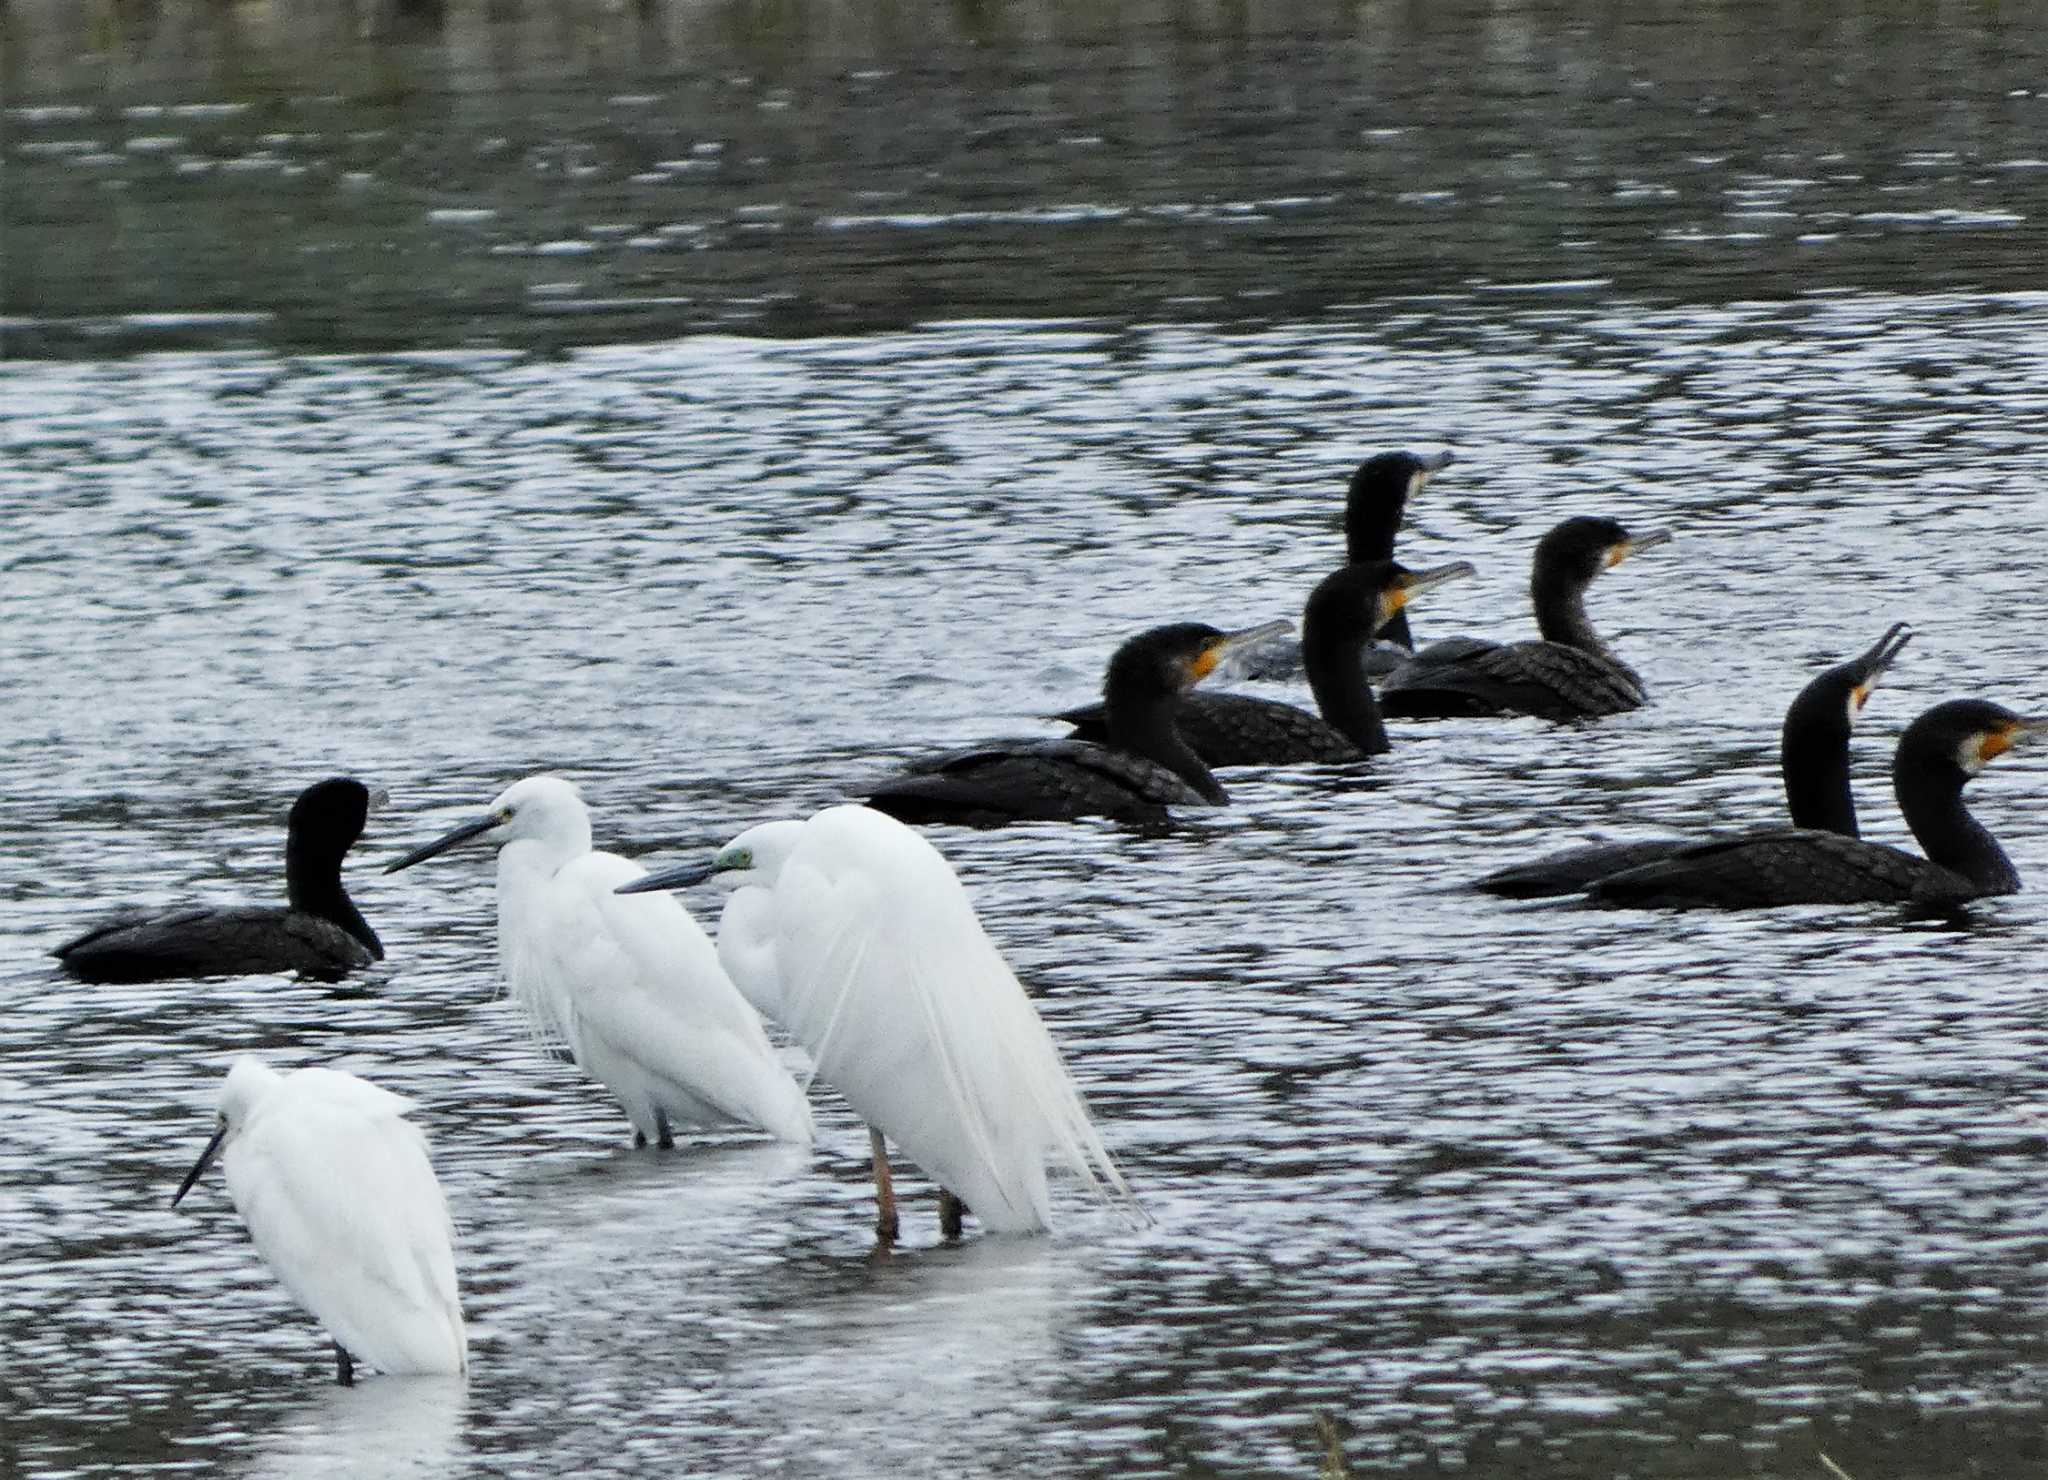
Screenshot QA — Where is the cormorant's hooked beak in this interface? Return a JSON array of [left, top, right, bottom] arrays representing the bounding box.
[[1414, 449, 1455, 484], [171, 1121, 228, 1208], [383, 812, 505, 873], [615, 858, 720, 895], [1849, 622, 1914, 711], [1607, 528, 1673, 568], [365, 787, 391, 815], [1382, 559, 1476, 626], [1190, 619, 1292, 686]]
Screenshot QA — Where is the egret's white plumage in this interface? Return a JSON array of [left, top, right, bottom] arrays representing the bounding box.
[[387, 776, 812, 1147], [176, 1057, 466, 1380], [635, 804, 1131, 1234], [705, 819, 807, 1022]]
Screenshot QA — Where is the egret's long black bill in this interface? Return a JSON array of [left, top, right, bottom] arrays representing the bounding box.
[[172, 1123, 228, 1208], [383, 814, 501, 873], [615, 861, 718, 895]]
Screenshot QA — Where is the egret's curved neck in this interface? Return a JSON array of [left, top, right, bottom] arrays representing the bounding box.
[[286, 839, 380, 954], [1303, 624, 1389, 756], [1105, 686, 1225, 802]]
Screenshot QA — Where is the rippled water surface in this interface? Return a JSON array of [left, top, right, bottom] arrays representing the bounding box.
[[6, 5, 2048, 1479]]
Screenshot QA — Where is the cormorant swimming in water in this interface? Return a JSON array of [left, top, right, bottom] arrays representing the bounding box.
[[1377, 515, 1672, 721], [1584, 698, 2036, 909], [1476, 622, 1913, 897], [1055, 560, 1475, 766], [53, 777, 385, 983], [865, 620, 1287, 827], [1243, 448, 1455, 680]]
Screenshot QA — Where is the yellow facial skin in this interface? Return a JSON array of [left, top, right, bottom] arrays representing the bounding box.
[[1978, 721, 2030, 764]]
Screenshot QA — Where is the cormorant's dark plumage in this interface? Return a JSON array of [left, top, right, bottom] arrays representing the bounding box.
[[867, 622, 1279, 827], [1058, 560, 1475, 766], [1476, 623, 1913, 897], [1241, 449, 1454, 681], [1378, 515, 1671, 721], [53, 777, 384, 983], [1585, 699, 2034, 909]]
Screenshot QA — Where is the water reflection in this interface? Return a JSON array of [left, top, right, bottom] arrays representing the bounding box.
[[7, 1, 2048, 353], [240, 1377, 469, 1480]]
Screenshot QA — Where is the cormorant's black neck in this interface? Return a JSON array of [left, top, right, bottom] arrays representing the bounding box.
[[1346, 473, 1411, 650], [1530, 567, 1609, 657], [1105, 689, 1226, 803], [1303, 624, 1390, 756], [287, 840, 383, 958], [1896, 756, 2017, 892], [1780, 685, 1858, 836]]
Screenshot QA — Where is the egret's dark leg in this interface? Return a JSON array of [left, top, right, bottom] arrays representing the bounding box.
[[870, 1126, 899, 1245], [655, 1107, 674, 1151], [334, 1341, 355, 1387], [939, 1190, 967, 1242], [634, 1130, 648, 1149]]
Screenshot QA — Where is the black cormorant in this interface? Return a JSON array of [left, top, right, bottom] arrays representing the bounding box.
[[1056, 560, 1475, 766], [1377, 515, 1671, 721], [53, 777, 385, 983], [1585, 699, 2035, 909], [1242, 448, 1455, 680], [1476, 623, 1913, 897], [865, 620, 1288, 827]]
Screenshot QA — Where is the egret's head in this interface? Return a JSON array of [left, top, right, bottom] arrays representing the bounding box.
[[173, 1057, 280, 1208], [384, 774, 588, 873], [615, 818, 806, 896]]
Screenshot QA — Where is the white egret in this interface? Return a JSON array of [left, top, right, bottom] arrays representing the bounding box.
[[619, 803, 1132, 1242], [384, 775, 812, 1148], [172, 1057, 466, 1385]]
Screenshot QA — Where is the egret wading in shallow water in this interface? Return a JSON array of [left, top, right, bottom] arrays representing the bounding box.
[[1378, 515, 1673, 721], [54, 777, 386, 984], [1057, 560, 1477, 765], [383, 776, 812, 1147], [619, 804, 1133, 1243], [865, 619, 1290, 827], [1476, 622, 1915, 897], [172, 1057, 466, 1385]]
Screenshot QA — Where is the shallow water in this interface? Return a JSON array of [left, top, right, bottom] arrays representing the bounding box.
[[6, 5, 2048, 1479]]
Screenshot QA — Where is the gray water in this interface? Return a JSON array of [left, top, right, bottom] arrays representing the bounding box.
[[6, 5, 2048, 1478]]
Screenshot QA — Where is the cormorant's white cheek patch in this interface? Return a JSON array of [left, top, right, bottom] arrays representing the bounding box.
[[1957, 734, 1993, 775]]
